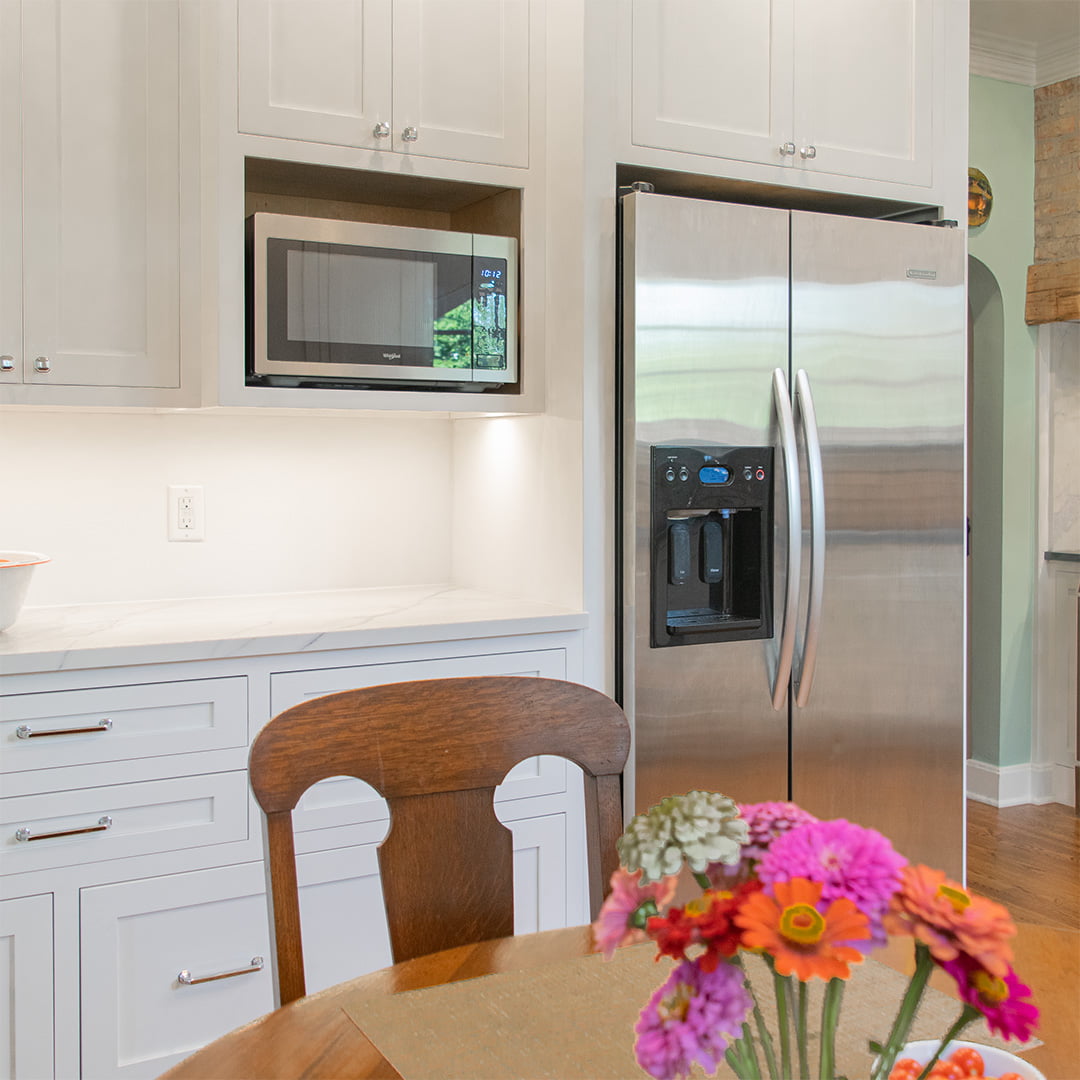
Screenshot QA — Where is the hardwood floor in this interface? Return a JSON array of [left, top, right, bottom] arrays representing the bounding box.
[[966, 799, 1080, 931]]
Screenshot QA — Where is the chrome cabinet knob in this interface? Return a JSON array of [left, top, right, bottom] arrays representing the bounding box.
[[800, 145, 817, 159], [33, 357, 51, 372], [779, 142, 796, 156], [373, 121, 390, 138], [0, 355, 14, 371], [401, 126, 418, 142]]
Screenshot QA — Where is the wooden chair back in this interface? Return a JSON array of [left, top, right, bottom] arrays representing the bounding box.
[[248, 676, 631, 1005]]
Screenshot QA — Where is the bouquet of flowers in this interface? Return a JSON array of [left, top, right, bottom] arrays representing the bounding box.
[[593, 792, 1038, 1080]]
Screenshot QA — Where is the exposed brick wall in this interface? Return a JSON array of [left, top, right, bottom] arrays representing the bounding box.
[[1034, 77, 1080, 264]]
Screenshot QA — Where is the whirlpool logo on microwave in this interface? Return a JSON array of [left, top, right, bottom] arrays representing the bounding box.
[[382, 352, 402, 360]]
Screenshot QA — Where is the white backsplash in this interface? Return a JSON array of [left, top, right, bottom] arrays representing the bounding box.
[[0, 410, 456, 606]]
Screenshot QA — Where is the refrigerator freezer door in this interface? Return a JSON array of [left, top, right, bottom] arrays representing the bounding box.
[[789, 212, 966, 877], [620, 192, 791, 814]]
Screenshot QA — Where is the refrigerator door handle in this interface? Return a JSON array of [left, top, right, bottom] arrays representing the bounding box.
[[794, 368, 826, 707], [771, 367, 802, 711]]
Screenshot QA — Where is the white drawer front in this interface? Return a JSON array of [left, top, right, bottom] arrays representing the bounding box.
[[1, 773, 248, 874], [80, 849, 391, 1079], [271, 649, 570, 840], [0, 677, 248, 773]]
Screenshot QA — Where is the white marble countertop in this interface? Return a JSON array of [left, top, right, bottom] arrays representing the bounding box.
[[0, 585, 588, 676]]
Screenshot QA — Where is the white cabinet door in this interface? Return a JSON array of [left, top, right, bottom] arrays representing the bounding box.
[[0, 1, 21, 392], [268, 648, 572, 852], [18, 0, 182, 389], [391, 0, 530, 167], [791, 0, 932, 185], [0, 893, 53, 1080], [631, 0, 793, 169], [80, 852, 390, 1080], [237, 0, 393, 148], [630, 0, 933, 189], [236, 0, 529, 167]]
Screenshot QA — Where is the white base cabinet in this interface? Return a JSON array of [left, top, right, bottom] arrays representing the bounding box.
[[0, 894, 54, 1080], [0, 626, 587, 1079]]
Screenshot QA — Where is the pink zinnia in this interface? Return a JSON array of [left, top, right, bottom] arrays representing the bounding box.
[[592, 867, 678, 959], [939, 953, 1039, 1042], [708, 801, 819, 887], [757, 818, 906, 947], [634, 959, 752, 1080]]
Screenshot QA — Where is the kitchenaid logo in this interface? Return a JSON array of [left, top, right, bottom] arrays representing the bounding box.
[[906, 269, 938, 280], [382, 352, 402, 360]]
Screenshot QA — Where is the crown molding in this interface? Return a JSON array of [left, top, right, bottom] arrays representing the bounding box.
[[1037, 39, 1080, 88], [970, 28, 1037, 85]]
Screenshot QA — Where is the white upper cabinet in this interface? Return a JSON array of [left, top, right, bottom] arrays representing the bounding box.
[[631, 0, 933, 188], [631, 0, 794, 169], [237, 0, 393, 149], [789, 0, 932, 185], [1, 0, 185, 397], [238, 0, 530, 168]]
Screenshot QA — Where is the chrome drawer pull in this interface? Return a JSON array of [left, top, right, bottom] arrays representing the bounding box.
[[178, 956, 264, 986], [15, 815, 112, 842], [16, 718, 113, 739]]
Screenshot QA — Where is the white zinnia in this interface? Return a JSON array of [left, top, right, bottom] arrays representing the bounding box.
[[617, 790, 749, 883]]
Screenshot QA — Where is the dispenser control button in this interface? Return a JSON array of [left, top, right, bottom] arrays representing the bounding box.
[[698, 465, 731, 485], [665, 467, 676, 482], [743, 466, 753, 481], [755, 467, 766, 481], [678, 466, 690, 482]]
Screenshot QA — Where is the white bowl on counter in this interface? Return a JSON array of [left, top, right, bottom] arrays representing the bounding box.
[[0, 551, 50, 632], [897, 1039, 1045, 1080]]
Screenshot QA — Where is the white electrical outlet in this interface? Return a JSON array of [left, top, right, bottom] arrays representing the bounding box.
[[167, 485, 205, 541]]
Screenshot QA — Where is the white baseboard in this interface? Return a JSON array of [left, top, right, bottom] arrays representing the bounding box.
[[965, 759, 1070, 807]]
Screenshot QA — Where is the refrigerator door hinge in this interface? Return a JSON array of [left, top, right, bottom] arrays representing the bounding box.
[[618, 181, 656, 199]]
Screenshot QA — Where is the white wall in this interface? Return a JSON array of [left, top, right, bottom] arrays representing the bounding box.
[[0, 410, 455, 606]]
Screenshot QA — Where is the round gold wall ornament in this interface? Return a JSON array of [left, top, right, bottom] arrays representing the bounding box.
[[968, 168, 993, 227]]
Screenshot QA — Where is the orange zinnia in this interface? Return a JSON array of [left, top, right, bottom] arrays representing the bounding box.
[[734, 877, 871, 982], [883, 864, 1016, 977]]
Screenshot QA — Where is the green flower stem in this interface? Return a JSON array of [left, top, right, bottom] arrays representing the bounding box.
[[870, 943, 936, 1080], [739, 1022, 763, 1080], [797, 979, 810, 1080], [732, 956, 779, 1080], [913, 1005, 982, 1080], [767, 959, 793, 1080], [692, 870, 712, 891], [818, 977, 846, 1080]]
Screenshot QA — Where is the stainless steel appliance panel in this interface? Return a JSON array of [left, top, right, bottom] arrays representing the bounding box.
[[788, 211, 966, 876], [621, 192, 791, 813]]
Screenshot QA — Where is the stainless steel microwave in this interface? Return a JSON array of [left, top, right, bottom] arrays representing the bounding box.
[[247, 213, 518, 391]]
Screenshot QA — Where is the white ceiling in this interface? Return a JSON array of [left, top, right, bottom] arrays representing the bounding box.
[[970, 0, 1080, 84]]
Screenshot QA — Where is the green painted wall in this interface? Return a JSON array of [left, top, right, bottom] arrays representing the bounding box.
[[967, 75, 1038, 767]]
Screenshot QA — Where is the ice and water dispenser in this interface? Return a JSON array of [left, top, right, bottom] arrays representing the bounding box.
[[649, 445, 774, 648]]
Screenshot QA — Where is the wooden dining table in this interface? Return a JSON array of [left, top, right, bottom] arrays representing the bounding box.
[[160, 922, 1079, 1080]]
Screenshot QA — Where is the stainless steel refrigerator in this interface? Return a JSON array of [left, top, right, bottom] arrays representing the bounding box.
[[617, 190, 966, 877]]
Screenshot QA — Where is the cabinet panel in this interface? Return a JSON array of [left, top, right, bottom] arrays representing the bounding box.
[[631, 0, 793, 167], [0, 893, 53, 1080], [238, 0, 392, 147], [270, 650, 569, 843], [19, 0, 182, 389], [1, 677, 248, 774], [2, 772, 248, 874], [792, 0, 932, 185], [392, 0, 530, 166], [0, 1, 20, 391]]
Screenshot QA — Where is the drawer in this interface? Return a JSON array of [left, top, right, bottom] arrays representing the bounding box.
[[80, 849, 391, 1079], [271, 649, 571, 838], [1, 772, 248, 874], [0, 677, 248, 773]]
